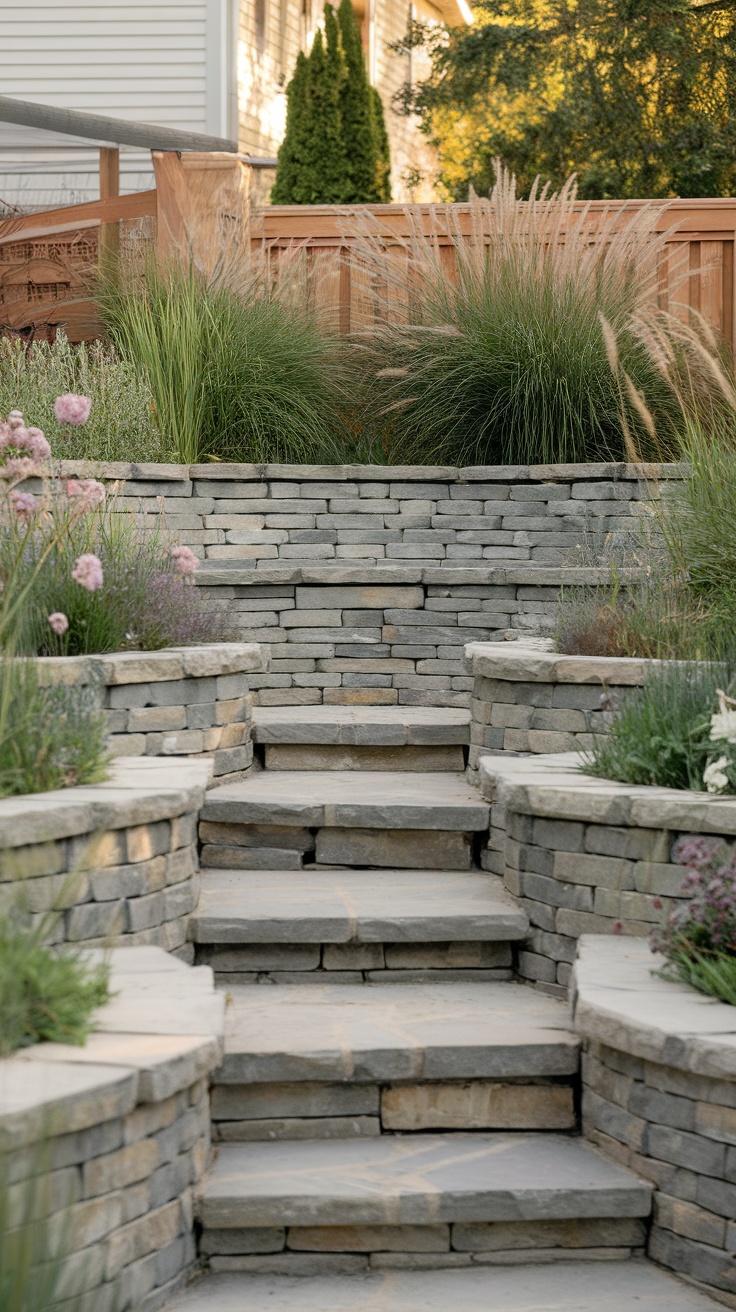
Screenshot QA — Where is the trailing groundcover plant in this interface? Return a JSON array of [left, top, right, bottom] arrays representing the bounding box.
[[651, 837, 736, 1006]]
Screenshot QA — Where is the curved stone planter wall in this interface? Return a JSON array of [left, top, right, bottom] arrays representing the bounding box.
[[0, 757, 210, 957], [574, 937, 736, 1304], [50, 459, 677, 708], [465, 643, 650, 776], [479, 751, 736, 996], [37, 643, 267, 784], [0, 948, 224, 1312]]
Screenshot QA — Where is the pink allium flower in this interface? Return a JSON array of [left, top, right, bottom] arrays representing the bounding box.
[[9, 490, 37, 519], [0, 456, 37, 481], [170, 544, 199, 575], [71, 553, 104, 592], [66, 477, 105, 510], [54, 394, 92, 426], [48, 612, 69, 635]]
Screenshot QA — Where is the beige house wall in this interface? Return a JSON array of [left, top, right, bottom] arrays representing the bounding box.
[[237, 0, 462, 204]]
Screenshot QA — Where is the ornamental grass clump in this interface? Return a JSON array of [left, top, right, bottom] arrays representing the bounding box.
[[0, 663, 108, 798], [652, 837, 736, 1006], [346, 165, 687, 466]]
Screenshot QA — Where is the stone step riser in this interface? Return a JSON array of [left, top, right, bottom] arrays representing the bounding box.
[[195, 939, 514, 983], [260, 744, 467, 772], [200, 824, 480, 872], [211, 1077, 577, 1142], [201, 1217, 647, 1274]]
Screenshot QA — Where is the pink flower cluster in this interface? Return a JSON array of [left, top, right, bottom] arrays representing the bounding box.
[[0, 409, 51, 480], [170, 544, 199, 575], [54, 394, 91, 426], [9, 490, 37, 520], [71, 553, 104, 592], [650, 835, 736, 958], [48, 612, 69, 635], [66, 478, 106, 511]]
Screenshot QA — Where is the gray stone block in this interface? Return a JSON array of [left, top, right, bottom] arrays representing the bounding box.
[[315, 827, 472, 870]]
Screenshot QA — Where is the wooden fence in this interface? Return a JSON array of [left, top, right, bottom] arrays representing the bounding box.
[[1, 153, 736, 351]]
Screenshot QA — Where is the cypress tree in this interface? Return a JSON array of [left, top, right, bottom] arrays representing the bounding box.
[[270, 51, 310, 204], [370, 85, 391, 203], [272, 1, 392, 204]]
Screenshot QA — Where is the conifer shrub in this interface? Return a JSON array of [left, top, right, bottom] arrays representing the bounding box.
[[272, 1, 391, 204]]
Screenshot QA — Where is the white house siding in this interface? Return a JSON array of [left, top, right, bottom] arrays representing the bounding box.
[[0, 0, 231, 210]]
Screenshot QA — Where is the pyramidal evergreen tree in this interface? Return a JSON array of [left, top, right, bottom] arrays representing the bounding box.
[[272, 1, 391, 204]]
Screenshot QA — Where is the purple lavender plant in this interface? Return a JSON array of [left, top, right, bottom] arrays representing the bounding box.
[[651, 835, 736, 1003]]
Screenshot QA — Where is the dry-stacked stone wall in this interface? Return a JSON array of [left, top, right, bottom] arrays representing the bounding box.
[[36, 644, 267, 784], [51, 459, 678, 708], [479, 753, 736, 996], [0, 758, 210, 958], [574, 937, 736, 1304], [0, 949, 224, 1312], [465, 644, 650, 776]]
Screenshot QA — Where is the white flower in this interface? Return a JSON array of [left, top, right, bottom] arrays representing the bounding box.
[[710, 709, 736, 743], [704, 756, 731, 794]]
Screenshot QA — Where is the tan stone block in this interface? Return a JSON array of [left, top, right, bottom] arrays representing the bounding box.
[[83, 1138, 159, 1199], [315, 827, 472, 870], [0, 840, 64, 882], [123, 1092, 181, 1145], [128, 705, 186, 732], [288, 1225, 450, 1253], [105, 1197, 182, 1279], [218, 722, 246, 749], [198, 821, 311, 850], [452, 1217, 647, 1252], [383, 943, 511, 970], [324, 688, 399, 705], [126, 820, 171, 864], [203, 726, 224, 750], [695, 1100, 736, 1146], [381, 1083, 575, 1131], [216, 695, 251, 725], [69, 830, 126, 871], [654, 1193, 726, 1248], [264, 744, 463, 772]]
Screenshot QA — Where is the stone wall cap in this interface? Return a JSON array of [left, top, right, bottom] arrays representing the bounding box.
[[0, 947, 224, 1147], [28, 642, 268, 686], [572, 935, 736, 1080], [478, 750, 736, 833], [465, 643, 650, 684], [0, 756, 212, 849]]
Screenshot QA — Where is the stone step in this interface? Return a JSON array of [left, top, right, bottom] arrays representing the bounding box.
[[197, 1133, 652, 1269], [163, 1260, 722, 1309], [252, 706, 470, 772], [193, 868, 526, 943], [209, 980, 578, 1140], [199, 772, 490, 872]]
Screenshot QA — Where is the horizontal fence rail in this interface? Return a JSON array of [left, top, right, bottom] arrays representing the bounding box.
[[1, 174, 735, 349]]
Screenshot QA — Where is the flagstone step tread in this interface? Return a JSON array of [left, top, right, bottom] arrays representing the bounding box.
[[163, 1261, 721, 1310], [192, 870, 528, 944], [200, 772, 489, 831], [252, 706, 471, 746], [215, 982, 577, 1085], [199, 1132, 652, 1229]]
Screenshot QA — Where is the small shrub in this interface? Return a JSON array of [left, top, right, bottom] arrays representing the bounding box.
[[0, 332, 161, 463], [555, 578, 736, 661], [582, 660, 728, 791], [652, 837, 736, 1005], [0, 905, 110, 1054], [0, 663, 108, 798]]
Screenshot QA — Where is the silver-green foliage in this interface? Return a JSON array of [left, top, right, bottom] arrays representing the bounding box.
[[0, 662, 109, 798], [0, 333, 161, 463]]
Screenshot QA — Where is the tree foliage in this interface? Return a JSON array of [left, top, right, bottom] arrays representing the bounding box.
[[272, 0, 391, 204], [396, 0, 736, 200]]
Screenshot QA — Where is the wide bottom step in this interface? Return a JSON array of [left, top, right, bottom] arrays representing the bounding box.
[[165, 1260, 720, 1309]]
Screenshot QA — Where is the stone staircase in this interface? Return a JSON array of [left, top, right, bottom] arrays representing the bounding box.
[[164, 704, 716, 1309]]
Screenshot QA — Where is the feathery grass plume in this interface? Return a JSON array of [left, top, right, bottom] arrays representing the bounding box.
[[99, 166, 353, 465], [343, 164, 689, 466]]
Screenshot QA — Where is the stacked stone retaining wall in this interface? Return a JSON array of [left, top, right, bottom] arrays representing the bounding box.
[[0, 949, 224, 1312], [575, 938, 736, 1305], [480, 753, 736, 997], [36, 644, 266, 783], [465, 645, 650, 775], [0, 758, 210, 958]]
